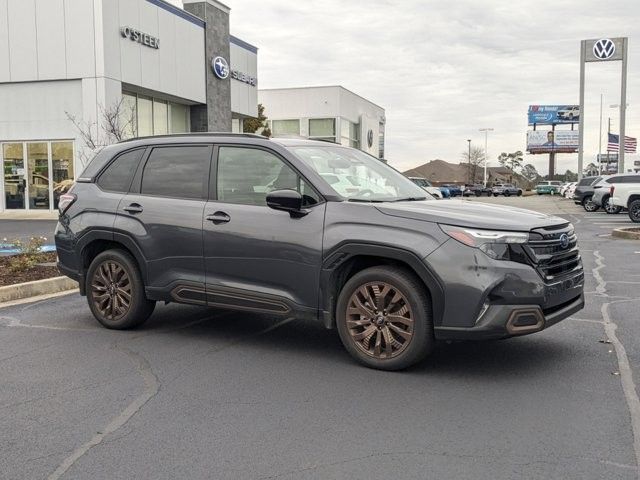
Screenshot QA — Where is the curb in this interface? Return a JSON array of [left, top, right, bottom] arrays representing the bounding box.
[[0, 276, 78, 304], [612, 227, 640, 240]]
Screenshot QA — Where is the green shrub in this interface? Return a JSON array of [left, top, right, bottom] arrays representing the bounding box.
[[5, 236, 47, 274]]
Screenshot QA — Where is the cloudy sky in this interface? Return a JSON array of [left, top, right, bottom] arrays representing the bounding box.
[[177, 0, 639, 174]]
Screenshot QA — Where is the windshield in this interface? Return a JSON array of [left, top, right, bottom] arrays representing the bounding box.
[[287, 145, 431, 201]]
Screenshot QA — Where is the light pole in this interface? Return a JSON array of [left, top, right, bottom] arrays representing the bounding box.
[[467, 139, 471, 184], [479, 128, 494, 187]]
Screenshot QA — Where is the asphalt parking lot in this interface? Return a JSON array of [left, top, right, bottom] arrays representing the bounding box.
[[1, 196, 640, 479]]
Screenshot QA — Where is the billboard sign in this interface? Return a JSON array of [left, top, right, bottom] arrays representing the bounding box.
[[527, 130, 579, 154], [528, 105, 580, 125]]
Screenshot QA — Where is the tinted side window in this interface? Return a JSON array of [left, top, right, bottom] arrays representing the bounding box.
[[97, 149, 144, 192], [622, 175, 640, 183], [140, 146, 211, 199], [577, 178, 593, 186], [607, 177, 623, 184], [217, 147, 320, 207]]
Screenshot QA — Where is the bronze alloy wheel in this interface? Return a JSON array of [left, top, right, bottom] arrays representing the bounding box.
[[346, 282, 414, 359], [91, 260, 132, 321]]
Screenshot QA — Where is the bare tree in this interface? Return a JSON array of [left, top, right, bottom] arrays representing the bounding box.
[[461, 146, 486, 184], [66, 98, 137, 166]]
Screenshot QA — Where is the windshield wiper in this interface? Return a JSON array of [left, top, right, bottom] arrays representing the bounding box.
[[347, 198, 386, 203], [391, 197, 427, 202]]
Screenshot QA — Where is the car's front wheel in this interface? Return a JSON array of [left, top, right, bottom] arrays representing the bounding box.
[[583, 196, 599, 212], [86, 249, 155, 329], [336, 266, 434, 370], [629, 199, 640, 223]]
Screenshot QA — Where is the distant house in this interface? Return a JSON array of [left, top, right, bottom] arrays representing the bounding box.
[[404, 160, 526, 187]]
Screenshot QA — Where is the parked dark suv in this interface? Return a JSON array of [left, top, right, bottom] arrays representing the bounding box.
[[56, 134, 584, 370], [572, 176, 601, 212]]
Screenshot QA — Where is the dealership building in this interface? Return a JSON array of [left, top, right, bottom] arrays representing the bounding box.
[[0, 0, 258, 212], [259, 86, 386, 160]]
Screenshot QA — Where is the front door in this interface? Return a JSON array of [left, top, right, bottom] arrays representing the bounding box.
[[203, 145, 325, 314], [3, 143, 26, 209], [114, 145, 213, 301]]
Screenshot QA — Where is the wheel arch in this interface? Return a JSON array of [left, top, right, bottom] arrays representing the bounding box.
[[320, 243, 444, 329], [77, 231, 147, 295], [627, 194, 640, 208]]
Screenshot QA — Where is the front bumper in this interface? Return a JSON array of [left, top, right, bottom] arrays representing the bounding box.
[[425, 238, 585, 341], [434, 293, 584, 340]]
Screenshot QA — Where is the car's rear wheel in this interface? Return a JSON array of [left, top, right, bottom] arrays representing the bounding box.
[[493, 193, 498, 197], [86, 250, 155, 329], [504, 191, 510, 197], [629, 200, 640, 223], [336, 266, 434, 370], [517, 190, 523, 197], [604, 196, 622, 214], [583, 196, 599, 212]]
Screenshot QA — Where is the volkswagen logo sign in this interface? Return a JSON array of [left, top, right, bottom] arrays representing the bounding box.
[[593, 38, 616, 60], [212, 56, 229, 79], [559, 233, 570, 249], [367, 129, 374, 148]]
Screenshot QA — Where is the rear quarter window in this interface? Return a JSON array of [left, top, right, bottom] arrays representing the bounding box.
[[97, 148, 145, 193]]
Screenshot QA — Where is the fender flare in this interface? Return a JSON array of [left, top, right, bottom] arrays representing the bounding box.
[[320, 242, 445, 328]]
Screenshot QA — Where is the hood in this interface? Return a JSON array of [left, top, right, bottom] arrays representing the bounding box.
[[376, 199, 567, 231]]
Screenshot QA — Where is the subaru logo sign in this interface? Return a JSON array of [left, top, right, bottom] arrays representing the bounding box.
[[559, 233, 570, 249], [212, 56, 229, 79], [593, 39, 616, 60]]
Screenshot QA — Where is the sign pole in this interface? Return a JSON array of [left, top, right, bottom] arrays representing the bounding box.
[[577, 40, 586, 181], [619, 37, 628, 173]]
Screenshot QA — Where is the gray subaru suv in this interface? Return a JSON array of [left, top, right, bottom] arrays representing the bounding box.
[[55, 134, 584, 370]]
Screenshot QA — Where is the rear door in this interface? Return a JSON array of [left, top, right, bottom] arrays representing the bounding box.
[[114, 144, 213, 299], [202, 145, 326, 314]]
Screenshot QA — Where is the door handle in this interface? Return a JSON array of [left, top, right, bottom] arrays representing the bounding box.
[[206, 211, 231, 224], [123, 203, 143, 214]]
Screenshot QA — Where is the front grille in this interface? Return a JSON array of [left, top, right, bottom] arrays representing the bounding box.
[[526, 224, 582, 281]]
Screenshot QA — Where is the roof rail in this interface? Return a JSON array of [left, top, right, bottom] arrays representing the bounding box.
[[117, 132, 267, 143]]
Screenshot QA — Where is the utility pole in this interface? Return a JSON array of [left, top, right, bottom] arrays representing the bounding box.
[[479, 128, 494, 187]]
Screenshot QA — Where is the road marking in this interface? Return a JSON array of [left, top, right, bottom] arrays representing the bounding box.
[[48, 345, 159, 480], [593, 250, 640, 474]]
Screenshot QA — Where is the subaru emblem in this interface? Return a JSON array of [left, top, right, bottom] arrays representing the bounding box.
[[559, 233, 569, 249]]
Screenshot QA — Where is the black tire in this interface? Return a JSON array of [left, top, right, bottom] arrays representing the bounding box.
[[493, 193, 498, 197], [517, 190, 523, 197], [629, 199, 640, 223], [582, 196, 599, 212], [336, 266, 434, 371], [504, 191, 510, 197], [603, 196, 622, 214], [475, 191, 481, 197], [86, 249, 155, 329]]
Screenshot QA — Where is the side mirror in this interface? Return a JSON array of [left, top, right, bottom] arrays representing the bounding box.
[[266, 189, 307, 217]]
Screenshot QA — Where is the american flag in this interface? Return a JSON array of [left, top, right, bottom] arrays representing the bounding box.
[[608, 133, 637, 153]]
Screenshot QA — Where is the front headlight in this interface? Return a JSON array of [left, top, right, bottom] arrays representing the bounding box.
[[439, 224, 528, 260]]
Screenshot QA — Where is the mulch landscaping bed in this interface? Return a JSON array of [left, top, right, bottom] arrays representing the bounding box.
[[0, 252, 61, 287]]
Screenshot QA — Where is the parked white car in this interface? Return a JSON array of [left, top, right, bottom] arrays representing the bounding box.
[[407, 177, 442, 199], [564, 182, 577, 199], [608, 174, 640, 222]]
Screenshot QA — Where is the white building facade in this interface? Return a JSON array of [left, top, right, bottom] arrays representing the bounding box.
[[0, 0, 257, 212], [258, 86, 386, 159]]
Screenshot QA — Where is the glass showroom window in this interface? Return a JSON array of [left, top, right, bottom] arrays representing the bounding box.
[[272, 119, 300, 136], [121, 91, 190, 138], [309, 118, 336, 143], [1, 140, 74, 211], [340, 119, 359, 148], [378, 121, 385, 159]]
